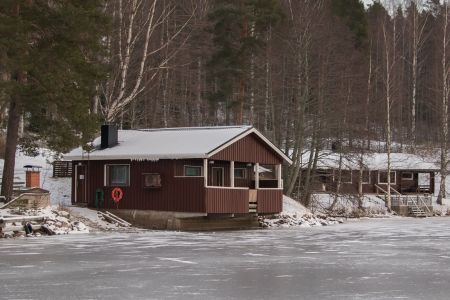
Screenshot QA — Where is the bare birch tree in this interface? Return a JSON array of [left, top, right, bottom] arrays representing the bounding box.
[[100, 0, 192, 123]]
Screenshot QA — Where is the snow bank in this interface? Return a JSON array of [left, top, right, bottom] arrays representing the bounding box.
[[0, 207, 89, 238], [260, 195, 344, 228]]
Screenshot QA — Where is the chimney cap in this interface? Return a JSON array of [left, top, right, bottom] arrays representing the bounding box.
[[24, 165, 42, 170]]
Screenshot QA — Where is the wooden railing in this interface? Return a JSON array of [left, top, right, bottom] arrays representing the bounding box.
[[257, 189, 283, 214], [204, 187, 249, 214], [375, 184, 432, 211]]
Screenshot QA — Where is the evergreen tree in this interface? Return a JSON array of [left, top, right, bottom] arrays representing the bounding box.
[[207, 0, 283, 124], [331, 0, 368, 48], [0, 0, 108, 199]]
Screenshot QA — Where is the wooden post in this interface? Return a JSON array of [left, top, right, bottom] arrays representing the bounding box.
[[277, 164, 282, 189], [203, 159, 208, 187], [255, 163, 259, 189], [230, 161, 235, 188]]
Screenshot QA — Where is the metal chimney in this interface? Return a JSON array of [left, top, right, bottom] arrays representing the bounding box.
[[101, 124, 118, 149]]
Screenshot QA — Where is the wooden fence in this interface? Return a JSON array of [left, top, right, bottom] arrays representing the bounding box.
[[53, 161, 72, 177]]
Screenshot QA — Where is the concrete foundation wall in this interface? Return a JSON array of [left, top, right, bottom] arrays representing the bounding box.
[[107, 209, 260, 231]]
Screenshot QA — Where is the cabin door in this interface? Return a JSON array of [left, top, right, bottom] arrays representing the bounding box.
[[212, 167, 224, 186], [75, 165, 87, 203]]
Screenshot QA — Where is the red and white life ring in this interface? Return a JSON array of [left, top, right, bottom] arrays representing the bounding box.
[[111, 187, 123, 203]]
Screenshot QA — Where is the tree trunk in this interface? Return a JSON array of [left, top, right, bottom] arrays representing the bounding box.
[[438, 3, 449, 205], [1, 100, 21, 200]]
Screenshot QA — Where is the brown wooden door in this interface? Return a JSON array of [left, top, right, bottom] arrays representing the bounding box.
[[212, 167, 224, 186], [76, 165, 87, 203]]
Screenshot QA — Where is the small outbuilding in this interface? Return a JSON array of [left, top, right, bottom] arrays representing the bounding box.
[[65, 125, 292, 229]]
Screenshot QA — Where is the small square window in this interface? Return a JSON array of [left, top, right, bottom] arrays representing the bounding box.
[[184, 165, 202, 176], [234, 168, 247, 179], [143, 173, 161, 188]]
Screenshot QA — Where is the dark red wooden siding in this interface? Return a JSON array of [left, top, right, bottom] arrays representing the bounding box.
[[257, 189, 283, 213], [211, 133, 283, 164], [72, 159, 206, 212], [205, 188, 249, 213]]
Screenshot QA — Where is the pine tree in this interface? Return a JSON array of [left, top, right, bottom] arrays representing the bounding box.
[[206, 0, 283, 124], [0, 0, 108, 200]]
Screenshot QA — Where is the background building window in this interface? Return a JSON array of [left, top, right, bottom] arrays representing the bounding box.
[[184, 165, 202, 176], [401, 172, 414, 180], [143, 173, 161, 188], [361, 170, 371, 184], [341, 170, 352, 183], [378, 171, 396, 184], [106, 165, 130, 186]]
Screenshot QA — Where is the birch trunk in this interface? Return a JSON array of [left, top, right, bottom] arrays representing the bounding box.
[[438, 3, 449, 205]]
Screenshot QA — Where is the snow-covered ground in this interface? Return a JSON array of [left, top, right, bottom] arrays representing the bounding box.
[[261, 196, 345, 228]]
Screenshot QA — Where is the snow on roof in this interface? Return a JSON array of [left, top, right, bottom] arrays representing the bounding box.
[[301, 151, 439, 171], [64, 126, 292, 163]]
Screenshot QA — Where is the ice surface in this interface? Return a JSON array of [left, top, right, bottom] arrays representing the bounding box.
[[2, 218, 450, 299]]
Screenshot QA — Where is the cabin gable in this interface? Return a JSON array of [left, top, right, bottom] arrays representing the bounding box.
[[210, 133, 283, 165]]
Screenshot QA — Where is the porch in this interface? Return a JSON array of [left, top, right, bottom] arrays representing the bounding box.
[[201, 159, 283, 214], [375, 184, 433, 217]]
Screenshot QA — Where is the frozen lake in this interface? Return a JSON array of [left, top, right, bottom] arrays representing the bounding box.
[[1, 218, 450, 299]]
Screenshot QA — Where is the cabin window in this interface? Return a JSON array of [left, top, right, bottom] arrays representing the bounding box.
[[105, 164, 130, 186], [341, 170, 352, 184], [401, 172, 414, 180], [143, 173, 161, 188], [361, 170, 371, 184], [184, 165, 202, 176], [316, 170, 334, 183], [378, 171, 396, 184], [234, 168, 247, 179]]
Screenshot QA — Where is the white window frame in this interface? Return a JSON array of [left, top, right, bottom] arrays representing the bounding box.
[[401, 172, 414, 181], [234, 168, 247, 179], [361, 170, 371, 184], [184, 165, 203, 177], [104, 164, 130, 187], [378, 171, 396, 185]]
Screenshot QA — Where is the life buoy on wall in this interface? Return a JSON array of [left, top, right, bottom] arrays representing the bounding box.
[[111, 187, 123, 203]]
